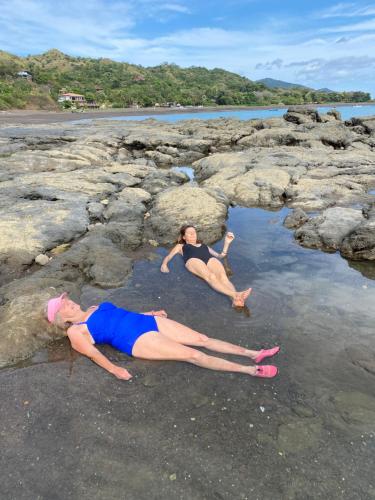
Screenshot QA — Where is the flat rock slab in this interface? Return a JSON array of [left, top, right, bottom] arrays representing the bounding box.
[[294, 207, 364, 251], [0, 199, 88, 268]]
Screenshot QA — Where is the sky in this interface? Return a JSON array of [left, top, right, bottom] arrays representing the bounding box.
[[0, 0, 374, 96]]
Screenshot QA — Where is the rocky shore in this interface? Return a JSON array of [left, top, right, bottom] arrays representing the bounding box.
[[1, 107, 375, 366]]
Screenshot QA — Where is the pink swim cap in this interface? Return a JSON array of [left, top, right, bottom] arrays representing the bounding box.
[[47, 292, 67, 323]]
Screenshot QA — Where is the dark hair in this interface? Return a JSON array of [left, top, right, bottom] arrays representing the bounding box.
[[177, 224, 202, 244]]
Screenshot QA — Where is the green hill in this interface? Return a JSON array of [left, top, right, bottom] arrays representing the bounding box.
[[0, 49, 371, 110]]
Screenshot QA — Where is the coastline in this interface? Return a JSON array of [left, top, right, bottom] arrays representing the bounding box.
[[0, 101, 374, 125]]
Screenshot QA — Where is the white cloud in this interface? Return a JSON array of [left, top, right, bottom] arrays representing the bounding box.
[[0, 0, 374, 95], [321, 17, 375, 32], [317, 2, 375, 18], [159, 3, 191, 13]]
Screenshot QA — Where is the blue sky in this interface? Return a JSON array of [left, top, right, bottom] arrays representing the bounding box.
[[0, 0, 374, 95]]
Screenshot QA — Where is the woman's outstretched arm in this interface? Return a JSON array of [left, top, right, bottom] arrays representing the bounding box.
[[208, 232, 235, 259], [160, 244, 183, 273], [67, 327, 132, 380]]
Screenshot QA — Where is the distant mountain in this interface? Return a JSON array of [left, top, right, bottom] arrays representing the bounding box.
[[256, 78, 310, 90], [257, 78, 337, 94], [317, 87, 335, 93]]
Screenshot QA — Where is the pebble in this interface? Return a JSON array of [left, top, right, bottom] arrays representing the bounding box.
[[35, 254, 50, 266]]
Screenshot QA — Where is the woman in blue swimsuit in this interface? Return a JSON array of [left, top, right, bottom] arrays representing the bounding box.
[[46, 293, 279, 380], [160, 225, 251, 307]]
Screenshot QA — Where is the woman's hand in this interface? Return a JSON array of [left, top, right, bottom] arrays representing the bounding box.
[[111, 366, 133, 380], [225, 232, 235, 243], [160, 263, 169, 273], [152, 310, 168, 318]]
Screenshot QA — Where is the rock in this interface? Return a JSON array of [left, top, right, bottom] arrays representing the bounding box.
[[340, 208, 375, 260], [104, 187, 151, 222], [193, 151, 250, 182], [54, 235, 133, 288], [283, 208, 309, 229], [286, 176, 366, 211], [141, 170, 187, 195], [35, 254, 50, 266], [144, 150, 174, 165], [319, 113, 338, 123], [100, 187, 151, 249], [327, 109, 341, 120], [233, 167, 290, 208], [145, 185, 229, 244], [87, 201, 105, 220], [0, 286, 79, 368], [295, 207, 364, 251], [0, 198, 89, 279], [306, 122, 355, 150], [116, 147, 133, 163], [283, 106, 322, 124], [237, 128, 307, 148], [104, 162, 156, 179], [345, 116, 375, 134]]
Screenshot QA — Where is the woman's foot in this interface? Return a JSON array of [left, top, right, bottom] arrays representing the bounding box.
[[232, 293, 245, 307], [240, 288, 252, 302], [253, 365, 278, 378], [254, 346, 280, 364], [247, 365, 278, 377]]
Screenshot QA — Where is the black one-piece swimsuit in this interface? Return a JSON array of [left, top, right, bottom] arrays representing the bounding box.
[[182, 243, 212, 264]]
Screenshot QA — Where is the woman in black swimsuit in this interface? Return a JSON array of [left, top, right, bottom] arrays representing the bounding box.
[[160, 225, 251, 307]]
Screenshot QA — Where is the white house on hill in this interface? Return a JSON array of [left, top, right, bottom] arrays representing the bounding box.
[[58, 93, 86, 104]]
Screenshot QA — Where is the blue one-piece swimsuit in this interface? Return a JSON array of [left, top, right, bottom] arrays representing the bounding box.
[[77, 302, 159, 356]]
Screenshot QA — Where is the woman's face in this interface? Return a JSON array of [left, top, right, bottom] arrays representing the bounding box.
[[59, 296, 82, 320], [184, 227, 197, 243]]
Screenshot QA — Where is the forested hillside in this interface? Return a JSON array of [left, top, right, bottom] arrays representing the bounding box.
[[0, 49, 371, 110]]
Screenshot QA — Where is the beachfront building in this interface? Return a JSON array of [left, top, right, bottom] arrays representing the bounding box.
[[58, 93, 86, 105]]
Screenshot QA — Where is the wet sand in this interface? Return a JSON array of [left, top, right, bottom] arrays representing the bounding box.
[[1, 102, 374, 125], [1, 206, 374, 499]]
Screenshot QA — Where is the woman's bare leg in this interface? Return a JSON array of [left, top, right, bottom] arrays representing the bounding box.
[[207, 258, 236, 293], [207, 258, 252, 306], [186, 258, 239, 302], [132, 332, 258, 375], [155, 317, 260, 361]]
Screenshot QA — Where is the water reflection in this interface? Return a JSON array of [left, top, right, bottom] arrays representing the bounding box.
[[171, 165, 196, 183]]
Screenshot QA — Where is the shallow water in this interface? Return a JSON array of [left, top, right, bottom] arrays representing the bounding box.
[[96, 104, 375, 123], [81, 206, 375, 496], [5, 205, 375, 498]]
